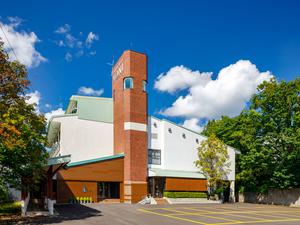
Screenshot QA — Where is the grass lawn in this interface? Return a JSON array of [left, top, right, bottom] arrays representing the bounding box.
[[0, 201, 21, 216]]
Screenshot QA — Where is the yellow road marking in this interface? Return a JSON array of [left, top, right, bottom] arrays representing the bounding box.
[[209, 217, 300, 225], [186, 207, 300, 215], [138, 209, 206, 224], [139, 206, 300, 225], [160, 208, 241, 223]]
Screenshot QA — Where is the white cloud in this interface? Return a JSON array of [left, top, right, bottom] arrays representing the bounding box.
[[54, 24, 98, 61], [0, 17, 46, 67], [55, 24, 71, 34], [86, 32, 99, 47], [25, 90, 64, 123], [182, 118, 203, 133], [155, 66, 212, 94], [44, 108, 65, 123], [78, 86, 104, 96], [155, 60, 273, 120], [25, 90, 41, 113], [25, 90, 41, 105], [65, 52, 72, 62]]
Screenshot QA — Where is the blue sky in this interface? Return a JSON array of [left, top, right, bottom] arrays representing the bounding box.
[[1, 0, 300, 130]]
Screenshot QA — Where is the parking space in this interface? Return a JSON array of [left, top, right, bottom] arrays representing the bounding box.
[[13, 203, 300, 224], [139, 203, 300, 225]]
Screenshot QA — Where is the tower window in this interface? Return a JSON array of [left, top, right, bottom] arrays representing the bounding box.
[[168, 128, 172, 133], [182, 133, 186, 139], [142, 80, 147, 92], [196, 138, 199, 144], [124, 77, 133, 89]]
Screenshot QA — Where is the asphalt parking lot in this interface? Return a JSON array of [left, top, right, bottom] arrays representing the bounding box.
[[10, 203, 300, 225]]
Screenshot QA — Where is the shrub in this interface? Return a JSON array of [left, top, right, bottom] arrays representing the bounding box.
[[163, 191, 207, 198], [0, 201, 21, 215]]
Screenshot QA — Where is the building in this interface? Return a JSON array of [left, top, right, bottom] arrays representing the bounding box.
[[46, 50, 239, 204]]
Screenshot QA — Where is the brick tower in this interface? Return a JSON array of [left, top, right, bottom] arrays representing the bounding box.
[[112, 50, 148, 203]]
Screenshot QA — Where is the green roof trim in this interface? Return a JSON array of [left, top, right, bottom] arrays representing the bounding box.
[[66, 95, 113, 123], [66, 153, 124, 168], [47, 154, 71, 166], [149, 168, 206, 179]]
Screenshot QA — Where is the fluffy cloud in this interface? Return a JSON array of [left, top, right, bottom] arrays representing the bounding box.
[[25, 90, 64, 123], [86, 32, 99, 47], [0, 17, 46, 67], [54, 24, 99, 61], [182, 118, 203, 133], [25, 90, 41, 113], [155, 60, 273, 121], [154, 66, 212, 94], [78, 86, 104, 96], [44, 108, 65, 123]]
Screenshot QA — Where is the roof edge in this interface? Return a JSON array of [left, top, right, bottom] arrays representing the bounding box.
[[66, 153, 124, 168], [150, 116, 241, 154]]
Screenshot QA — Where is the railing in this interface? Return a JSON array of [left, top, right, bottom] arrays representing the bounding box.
[[49, 142, 60, 158]]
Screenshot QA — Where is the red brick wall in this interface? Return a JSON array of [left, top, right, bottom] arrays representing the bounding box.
[[112, 50, 148, 202]]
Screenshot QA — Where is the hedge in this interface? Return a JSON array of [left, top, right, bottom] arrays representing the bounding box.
[[163, 191, 207, 198], [0, 201, 21, 215]]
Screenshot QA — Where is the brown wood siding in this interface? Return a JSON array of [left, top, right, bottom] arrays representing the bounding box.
[[57, 158, 124, 181], [130, 183, 148, 203], [165, 178, 207, 192], [57, 180, 97, 203]]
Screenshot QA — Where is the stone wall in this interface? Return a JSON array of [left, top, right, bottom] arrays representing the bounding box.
[[239, 188, 300, 206]]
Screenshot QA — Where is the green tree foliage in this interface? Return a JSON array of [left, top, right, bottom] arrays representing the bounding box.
[[195, 134, 230, 194], [202, 78, 300, 192], [0, 42, 47, 198]]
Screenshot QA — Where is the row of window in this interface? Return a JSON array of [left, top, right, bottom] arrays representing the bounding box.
[[123, 77, 147, 92], [152, 123, 200, 144]]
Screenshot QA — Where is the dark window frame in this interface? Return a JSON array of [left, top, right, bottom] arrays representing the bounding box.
[[148, 149, 161, 165]]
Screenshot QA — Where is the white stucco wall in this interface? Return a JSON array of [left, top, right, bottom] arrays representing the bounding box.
[[148, 117, 236, 181], [52, 116, 114, 163]]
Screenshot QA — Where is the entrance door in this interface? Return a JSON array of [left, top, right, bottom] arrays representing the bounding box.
[[148, 177, 165, 198], [97, 182, 120, 201]]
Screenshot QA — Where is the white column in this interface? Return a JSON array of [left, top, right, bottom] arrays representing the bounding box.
[[230, 180, 235, 203]]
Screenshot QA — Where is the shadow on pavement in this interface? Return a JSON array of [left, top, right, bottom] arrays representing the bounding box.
[[9, 204, 102, 224]]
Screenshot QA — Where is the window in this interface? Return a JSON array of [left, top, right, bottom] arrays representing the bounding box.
[[148, 149, 161, 165], [142, 80, 147, 92], [151, 133, 158, 139], [123, 77, 133, 89], [182, 133, 186, 139], [168, 128, 172, 133], [153, 122, 157, 128], [196, 138, 199, 144]]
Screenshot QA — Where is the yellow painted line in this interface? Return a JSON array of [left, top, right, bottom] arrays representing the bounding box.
[[159, 208, 241, 223], [186, 207, 300, 215], [209, 217, 300, 225], [138, 209, 206, 224]]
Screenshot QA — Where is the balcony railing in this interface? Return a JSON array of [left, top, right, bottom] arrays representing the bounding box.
[[49, 142, 60, 158]]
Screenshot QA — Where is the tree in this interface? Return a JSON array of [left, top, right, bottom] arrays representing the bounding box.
[[0, 41, 47, 199], [202, 78, 300, 193], [195, 134, 230, 195]]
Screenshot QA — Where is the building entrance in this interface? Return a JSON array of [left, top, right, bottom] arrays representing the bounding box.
[[148, 177, 165, 198], [97, 182, 120, 201]]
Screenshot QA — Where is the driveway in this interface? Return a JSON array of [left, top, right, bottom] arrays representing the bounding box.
[[11, 203, 300, 225]]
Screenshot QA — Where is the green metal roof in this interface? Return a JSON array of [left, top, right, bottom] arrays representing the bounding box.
[[66, 153, 124, 168], [47, 154, 71, 166], [66, 95, 113, 123], [149, 168, 206, 179]]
